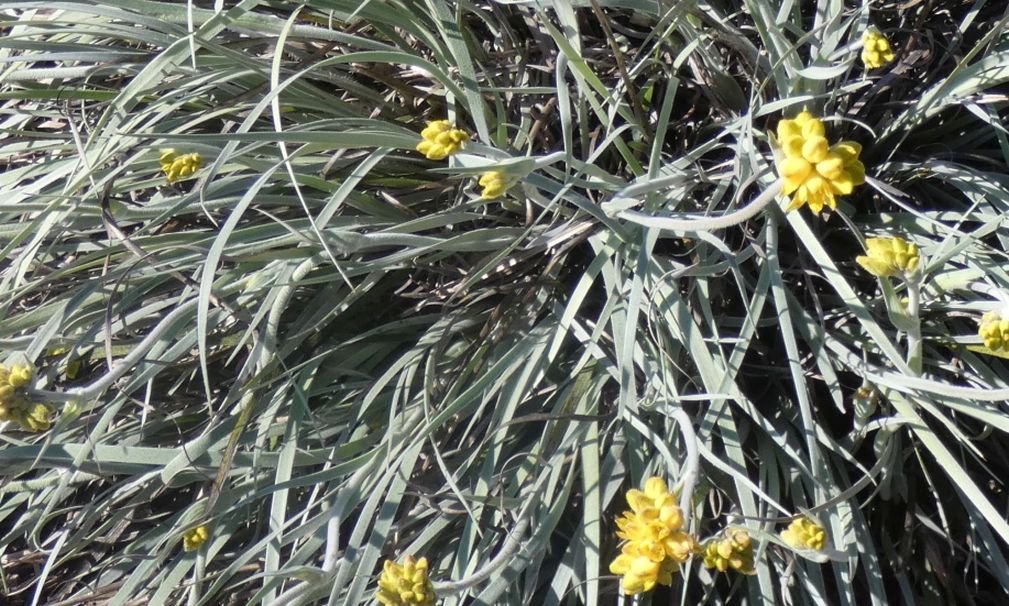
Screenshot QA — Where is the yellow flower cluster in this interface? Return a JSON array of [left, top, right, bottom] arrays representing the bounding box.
[[183, 525, 210, 551], [478, 171, 512, 200], [416, 120, 469, 160], [978, 311, 1009, 351], [861, 30, 895, 69], [609, 477, 699, 595], [775, 112, 865, 214], [855, 236, 920, 278], [160, 149, 202, 183], [0, 363, 51, 432], [780, 517, 827, 551], [376, 555, 436, 606], [701, 527, 755, 574]]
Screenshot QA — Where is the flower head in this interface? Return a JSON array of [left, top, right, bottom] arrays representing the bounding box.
[[7, 364, 31, 388], [183, 525, 209, 551], [416, 120, 469, 160], [609, 543, 680, 595], [0, 362, 50, 432], [478, 171, 512, 200], [376, 555, 436, 606], [855, 236, 920, 278], [609, 476, 699, 595], [774, 112, 865, 214], [979, 310, 1009, 351], [780, 517, 827, 551], [861, 30, 895, 69], [702, 527, 756, 575], [0, 400, 51, 432], [160, 149, 202, 183]]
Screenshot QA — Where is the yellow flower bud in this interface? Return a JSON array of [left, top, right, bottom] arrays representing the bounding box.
[[702, 528, 756, 575], [21, 402, 52, 432], [183, 525, 210, 552], [979, 310, 1009, 351], [8, 364, 31, 388], [855, 236, 920, 279], [477, 171, 512, 200], [376, 555, 436, 606], [0, 362, 50, 433], [780, 517, 827, 551], [861, 30, 896, 69], [160, 149, 202, 183], [415, 120, 469, 160]]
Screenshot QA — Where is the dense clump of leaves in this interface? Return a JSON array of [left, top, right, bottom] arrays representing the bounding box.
[[1, 1, 1008, 604]]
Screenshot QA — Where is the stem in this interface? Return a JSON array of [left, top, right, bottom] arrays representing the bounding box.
[[432, 467, 551, 595], [905, 279, 922, 375], [269, 582, 314, 606], [29, 297, 202, 403], [431, 517, 530, 594], [666, 405, 699, 525], [615, 181, 782, 233], [532, 151, 567, 169], [322, 515, 341, 573], [259, 255, 324, 369]]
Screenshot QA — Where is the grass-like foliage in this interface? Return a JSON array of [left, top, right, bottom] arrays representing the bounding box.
[[2, 1, 1009, 604]]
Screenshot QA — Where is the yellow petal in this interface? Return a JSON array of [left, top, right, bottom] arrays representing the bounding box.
[[629, 556, 660, 577], [777, 119, 801, 142], [806, 191, 825, 213], [781, 528, 799, 548], [785, 185, 808, 212], [802, 136, 829, 163], [782, 135, 804, 158], [803, 175, 828, 212], [643, 476, 668, 499], [626, 489, 650, 512], [610, 554, 633, 574], [865, 237, 893, 255], [816, 154, 845, 180], [831, 172, 855, 195], [779, 157, 812, 194], [830, 141, 862, 162], [891, 237, 909, 255], [856, 256, 894, 277], [846, 160, 866, 185], [802, 119, 825, 139], [794, 111, 814, 126]]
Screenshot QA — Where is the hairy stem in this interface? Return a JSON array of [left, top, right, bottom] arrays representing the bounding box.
[[616, 181, 782, 233]]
